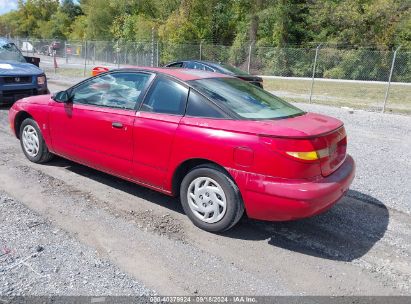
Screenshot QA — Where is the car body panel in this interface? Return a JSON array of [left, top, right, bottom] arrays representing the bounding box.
[[230, 155, 355, 221], [48, 102, 136, 178], [133, 111, 183, 187]]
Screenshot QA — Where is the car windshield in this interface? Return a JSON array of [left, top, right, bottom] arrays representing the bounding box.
[[0, 42, 26, 63], [188, 77, 304, 120]]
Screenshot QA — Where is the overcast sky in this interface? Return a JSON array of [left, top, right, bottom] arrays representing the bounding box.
[[0, 0, 18, 15]]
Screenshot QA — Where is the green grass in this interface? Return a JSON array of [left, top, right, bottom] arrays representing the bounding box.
[[43, 67, 88, 78], [263, 78, 411, 114]]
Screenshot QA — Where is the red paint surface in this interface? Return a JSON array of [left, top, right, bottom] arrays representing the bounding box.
[[9, 68, 355, 221]]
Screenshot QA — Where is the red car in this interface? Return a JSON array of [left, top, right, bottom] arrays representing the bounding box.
[[9, 68, 355, 232]]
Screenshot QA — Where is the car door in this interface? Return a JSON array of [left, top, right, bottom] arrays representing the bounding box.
[[133, 75, 189, 188], [49, 71, 153, 178]]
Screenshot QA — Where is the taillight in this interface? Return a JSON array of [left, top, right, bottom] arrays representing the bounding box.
[[259, 136, 328, 163]]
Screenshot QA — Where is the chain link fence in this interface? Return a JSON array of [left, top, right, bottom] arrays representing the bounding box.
[[11, 37, 411, 114]]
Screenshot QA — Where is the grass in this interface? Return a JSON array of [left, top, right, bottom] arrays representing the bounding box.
[[263, 78, 411, 114], [43, 67, 88, 78]]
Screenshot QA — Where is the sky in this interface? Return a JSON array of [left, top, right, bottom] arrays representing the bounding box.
[[0, 0, 18, 15]]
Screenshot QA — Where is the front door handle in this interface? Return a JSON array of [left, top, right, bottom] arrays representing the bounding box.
[[112, 122, 123, 129]]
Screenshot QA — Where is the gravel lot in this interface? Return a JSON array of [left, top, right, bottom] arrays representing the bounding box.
[[0, 192, 153, 296], [0, 81, 410, 296]]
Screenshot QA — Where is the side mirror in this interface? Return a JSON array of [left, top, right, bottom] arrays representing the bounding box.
[[53, 91, 71, 103]]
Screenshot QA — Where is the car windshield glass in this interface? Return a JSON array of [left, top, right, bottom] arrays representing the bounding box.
[[0, 42, 26, 63], [188, 78, 304, 120], [214, 63, 249, 76]]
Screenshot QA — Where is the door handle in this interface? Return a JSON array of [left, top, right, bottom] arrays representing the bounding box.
[[112, 122, 123, 129]]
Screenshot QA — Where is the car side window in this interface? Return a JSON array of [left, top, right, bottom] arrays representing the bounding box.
[[167, 62, 184, 68], [186, 89, 226, 118], [71, 72, 150, 110], [185, 62, 205, 70], [203, 65, 214, 72], [140, 77, 188, 115]]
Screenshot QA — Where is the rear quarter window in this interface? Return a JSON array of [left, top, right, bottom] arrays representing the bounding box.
[[186, 90, 226, 118]]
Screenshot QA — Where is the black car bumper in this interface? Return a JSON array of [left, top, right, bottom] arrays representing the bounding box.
[[0, 87, 48, 106]]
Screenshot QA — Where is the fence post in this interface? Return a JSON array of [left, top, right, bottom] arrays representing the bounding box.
[[117, 42, 120, 68], [93, 43, 96, 65], [247, 44, 252, 74], [309, 44, 321, 103], [382, 46, 401, 113], [156, 41, 159, 67], [151, 27, 155, 67], [65, 41, 68, 64], [83, 40, 87, 77], [199, 41, 203, 60]]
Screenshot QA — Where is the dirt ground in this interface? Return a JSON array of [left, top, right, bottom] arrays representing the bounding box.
[[0, 82, 410, 295]]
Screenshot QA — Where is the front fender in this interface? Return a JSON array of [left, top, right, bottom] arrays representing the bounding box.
[[9, 100, 52, 147]]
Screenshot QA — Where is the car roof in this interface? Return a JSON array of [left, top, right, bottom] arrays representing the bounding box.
[[170, 60, 222, 70], [120, 66, 232, 81]]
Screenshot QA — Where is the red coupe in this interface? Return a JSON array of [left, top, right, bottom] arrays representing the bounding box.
[[9, 68, 355, 232]]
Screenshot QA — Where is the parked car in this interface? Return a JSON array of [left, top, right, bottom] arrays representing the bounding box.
[[165, 60, 264, 88], [9, 67, 354, 232], [0, 38, 48, 106]]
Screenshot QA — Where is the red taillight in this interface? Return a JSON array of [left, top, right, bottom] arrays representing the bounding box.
[[259, 136, 327, 163]]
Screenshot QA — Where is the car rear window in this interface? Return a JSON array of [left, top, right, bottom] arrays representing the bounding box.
[[188, 78, 304, 120]]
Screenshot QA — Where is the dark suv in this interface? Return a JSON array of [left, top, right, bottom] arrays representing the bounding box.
[[0, 38, 48, 106]]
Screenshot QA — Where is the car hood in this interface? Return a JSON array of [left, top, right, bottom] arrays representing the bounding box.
[[182, 112, 343, 138], [0, 61, 44, 76], [17, 94, 52, 105]]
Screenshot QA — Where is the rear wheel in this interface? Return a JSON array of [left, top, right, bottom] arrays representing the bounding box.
[[20, 118, 53, 163], [180, 165, 244, 232]]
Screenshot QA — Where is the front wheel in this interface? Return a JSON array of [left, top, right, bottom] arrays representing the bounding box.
[[180, 165, 244, 232], [19, 118, 53, 163]]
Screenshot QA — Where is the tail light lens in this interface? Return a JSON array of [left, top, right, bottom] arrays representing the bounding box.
[[260, 127, 347, 176], [260, 136, 328, 163]]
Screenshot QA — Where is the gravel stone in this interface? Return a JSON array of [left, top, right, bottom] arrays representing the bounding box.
[[0, 192, 154, 296]]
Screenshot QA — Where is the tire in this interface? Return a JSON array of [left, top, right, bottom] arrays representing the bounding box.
[[19, 118, 53, 163], [180, 164, 244, 232]]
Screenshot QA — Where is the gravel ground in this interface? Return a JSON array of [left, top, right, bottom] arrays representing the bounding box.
[[0, 191, 154, 296]]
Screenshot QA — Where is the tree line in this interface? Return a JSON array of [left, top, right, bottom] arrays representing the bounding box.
[[0, 0, 410, 81], [0, 0, 409, 50]]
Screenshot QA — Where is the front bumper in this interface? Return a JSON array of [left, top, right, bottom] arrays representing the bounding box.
[[0, 74, 48, 106], [229, 155, 355, 221], [0, 87, 48, 105]]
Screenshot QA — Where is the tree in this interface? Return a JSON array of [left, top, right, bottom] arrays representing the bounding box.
[[61, 0, 82, 19]]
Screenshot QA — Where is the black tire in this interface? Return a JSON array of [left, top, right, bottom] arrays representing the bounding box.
[[180, 164, 244, 232], [19, 118, 53, 163]]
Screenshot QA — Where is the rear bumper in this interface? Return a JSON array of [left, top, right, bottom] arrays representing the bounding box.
[[229, 155, 355, 221]]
